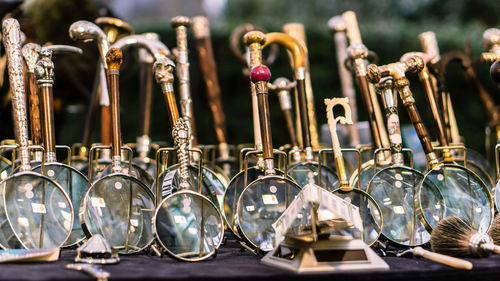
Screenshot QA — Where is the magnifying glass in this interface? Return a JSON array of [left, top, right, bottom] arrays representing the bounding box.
[[366, 77, 445, 246], [323, 97, 383, 246], [152, 57, 224, 261], [80, 48, 156, 254], [367, 56, 493, 233], [236, 64, 301, 253], [0, 19, 73, 249], [26, 46, 89, 247]]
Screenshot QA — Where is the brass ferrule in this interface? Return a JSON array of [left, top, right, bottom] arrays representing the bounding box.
[[335, 156, 349, 186], [264, 158, 276, 176], [426, 152, 439, 168]]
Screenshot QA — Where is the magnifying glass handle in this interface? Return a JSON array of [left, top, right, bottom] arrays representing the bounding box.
[[413, 247, 473, 270]]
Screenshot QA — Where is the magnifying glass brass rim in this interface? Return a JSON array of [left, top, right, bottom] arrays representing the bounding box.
[[32, 162, 88, 247], [418, 163, 493, 233], [222, 167, 286, 239], [155, 163, 223, 208], [2, 171, 74, 249], [366, 165, 444, 246], [153, 189, 224, 262], [235, 174, 301, 252], [330, 186, 383, 247], [80, 172, 156, 254]]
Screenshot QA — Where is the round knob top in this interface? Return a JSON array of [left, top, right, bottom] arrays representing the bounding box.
[[251, 65, 271, 83], [346, 43, 368, 60], [171, 16, 192, 28], [243, 30, 266, 46], [327, 16, 346, 33], [405, 56, 424, 73], [366, 64, 381, 83], [483, 28, 500, 50], [491, 60, 500, 83], [106, 48, 122, 71], [273, 77, 292, 89]]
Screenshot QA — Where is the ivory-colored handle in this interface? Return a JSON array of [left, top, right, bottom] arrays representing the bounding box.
[[413, 247, 472, 270], [324, 97, 353, 158], [342, 11, 362, 45]]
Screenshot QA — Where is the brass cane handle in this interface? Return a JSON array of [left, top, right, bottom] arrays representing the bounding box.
[[243, 31, 266, 68], [106, 48, 122, 71], [95, 17, 134, 44], [263, 32, 306, 70]]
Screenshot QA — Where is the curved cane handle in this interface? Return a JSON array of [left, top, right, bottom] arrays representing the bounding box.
[[69, 20, 110, 67], [262, 32, 306, 71], [418, 31, 440, 63], [95, 17, 134, 43], [44, 45, 83, 55]]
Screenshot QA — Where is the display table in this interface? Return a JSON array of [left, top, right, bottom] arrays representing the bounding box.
[[1, 234, 500, 281]]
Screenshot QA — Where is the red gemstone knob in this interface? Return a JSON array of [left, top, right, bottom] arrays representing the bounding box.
[[251, 65, 271, 83]]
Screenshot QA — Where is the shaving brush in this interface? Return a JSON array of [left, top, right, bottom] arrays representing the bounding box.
[[430, 216, 500, 258], [487, 214, 500, 244]]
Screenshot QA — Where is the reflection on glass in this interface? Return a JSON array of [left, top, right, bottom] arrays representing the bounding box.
[[425, 164, 492, 233], [367, 166, 444, 245], [287, 162, 338, 190], [332, 189, 382, 245], [32, 163, 87, 246], [155, 164, 225, 209], [237, 177, 300, 251], [155, 191, 223, 261], [2, 172, 73, 249], [82, 174, 155, 254]]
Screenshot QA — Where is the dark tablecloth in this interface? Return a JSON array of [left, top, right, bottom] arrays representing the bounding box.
[[1, 235, 500, 281]]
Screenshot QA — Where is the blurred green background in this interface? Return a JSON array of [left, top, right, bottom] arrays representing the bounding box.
[[1, 0, 499, 156]]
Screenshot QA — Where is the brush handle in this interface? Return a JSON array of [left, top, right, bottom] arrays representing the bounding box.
[[413, 247, 473, 270]]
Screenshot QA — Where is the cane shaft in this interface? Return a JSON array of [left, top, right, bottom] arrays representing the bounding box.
[[39, 86, 56, 159], [283, 23, 319, 148], [419, 68, 449, 147], [194, 22, 228, 146], [138, 60, 153, 137], [357, 75, 383, 149], [333, 29, 359, 147], [27, 72, 42, 146], [256, 82, 273, 161], [400, 87, 435, 158]]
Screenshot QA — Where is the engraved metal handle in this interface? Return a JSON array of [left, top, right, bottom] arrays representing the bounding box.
[[3, 18, 31, 172], [154, 57, 179, 126], [173, 118, 191, 190], [172, 16, 197, 145], [325, 97, 353, 190]]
